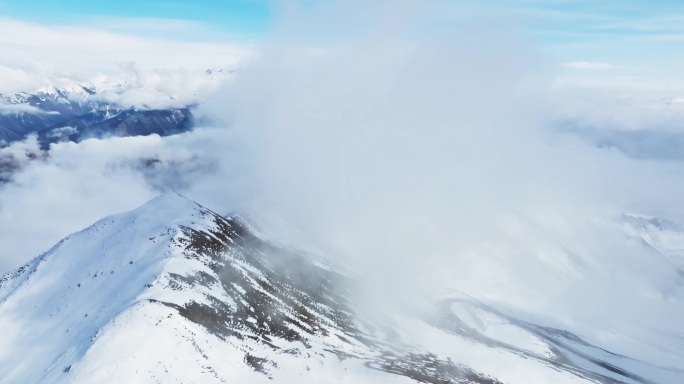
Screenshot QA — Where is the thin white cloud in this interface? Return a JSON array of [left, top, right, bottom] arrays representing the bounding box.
[[77, 16, 243, 42], [563, 61, 618, 70], [0, 101, 43, 115], [637, 33, 684, 42]]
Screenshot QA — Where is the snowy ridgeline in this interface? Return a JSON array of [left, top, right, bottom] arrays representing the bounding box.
[[0, 194, 682, 383], [0, 70, 232, 148]]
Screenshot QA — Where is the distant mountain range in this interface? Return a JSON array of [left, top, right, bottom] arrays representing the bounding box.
[[0, 84, 194, 149]]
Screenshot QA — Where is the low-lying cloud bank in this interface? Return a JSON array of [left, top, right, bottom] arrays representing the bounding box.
[[1, 0, 684, 372]]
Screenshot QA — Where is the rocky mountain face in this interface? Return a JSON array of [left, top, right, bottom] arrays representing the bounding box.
[[0, 194, 679, 383], [0, 85, 193, 148]]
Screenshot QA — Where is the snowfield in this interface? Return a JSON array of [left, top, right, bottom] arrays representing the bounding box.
[[0, 194, 682, 383]]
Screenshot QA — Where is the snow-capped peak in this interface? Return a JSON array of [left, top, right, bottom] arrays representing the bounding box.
[[1, 195, 681, 383], [0, 193, 216, 381]]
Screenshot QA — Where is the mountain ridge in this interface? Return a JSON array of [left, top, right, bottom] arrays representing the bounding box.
[[0, 194, 681, 383], [0, 85, 195, 148]]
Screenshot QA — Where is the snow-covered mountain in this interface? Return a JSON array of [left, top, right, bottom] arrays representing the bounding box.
[[0, 68, 234, 148], [0, 84, 194, 149], [1, 194, 681, 383]]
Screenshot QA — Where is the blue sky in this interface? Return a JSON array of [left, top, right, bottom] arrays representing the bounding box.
[[3, 0, 683, 41], [460, 0, 684, 86], [2, 0, 683, 46], [1, 0, 683, 86], [0, 0, 271, 39]]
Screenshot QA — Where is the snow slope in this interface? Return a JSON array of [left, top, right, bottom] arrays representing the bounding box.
[[0, 194, 681, 383]]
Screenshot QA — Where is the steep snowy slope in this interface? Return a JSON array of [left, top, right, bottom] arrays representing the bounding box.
[[0, 194, 681, 383]]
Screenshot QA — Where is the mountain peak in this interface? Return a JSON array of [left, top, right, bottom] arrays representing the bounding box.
[[0, 194, 227, 382], [127, 192, 200, 220], [0, 195, 679, 383]]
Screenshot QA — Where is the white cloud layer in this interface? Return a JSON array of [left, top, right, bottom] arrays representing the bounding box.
[[563, 61, 618, 70], [1, 0, 684, 375], [0, 100, 44, 115], [0, 17, 252, 95], [0, 131, 228, 272]]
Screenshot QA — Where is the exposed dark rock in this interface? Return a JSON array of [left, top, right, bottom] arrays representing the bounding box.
[[153, 208, 519, 383]]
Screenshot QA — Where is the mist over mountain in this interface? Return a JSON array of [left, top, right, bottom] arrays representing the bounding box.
[[1, 194, 681, 383], [2, 1, 684, 383]]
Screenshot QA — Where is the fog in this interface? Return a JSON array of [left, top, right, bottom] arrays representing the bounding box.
[[195, 2, 684, 366], [1, 0, 683, 370]]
